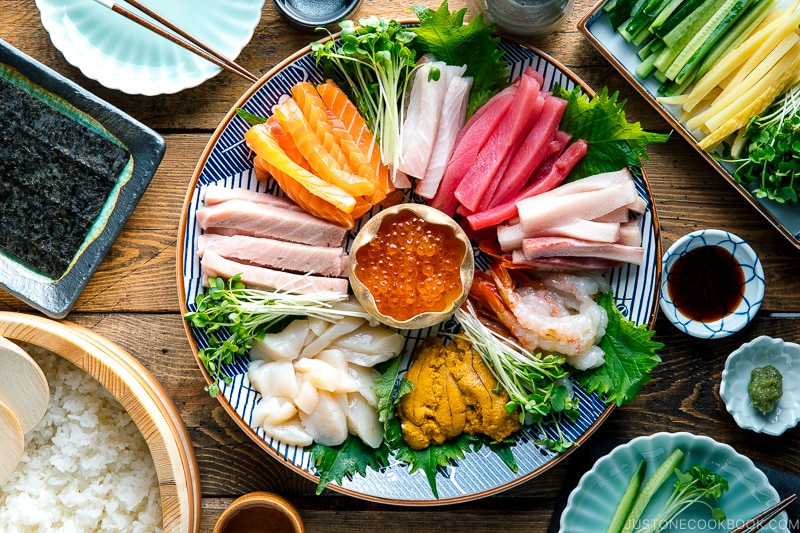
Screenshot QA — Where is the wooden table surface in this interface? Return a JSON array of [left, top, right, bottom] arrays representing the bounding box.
[[3, 1, 800, 531]]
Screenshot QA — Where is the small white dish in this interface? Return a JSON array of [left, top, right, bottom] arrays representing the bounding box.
[[660, 229, 765, 339], [720, 336, 800, 436], [35, 0, 265, 95]]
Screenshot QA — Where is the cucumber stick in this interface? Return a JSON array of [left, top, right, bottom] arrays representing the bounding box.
[[665, 0, 751, 81], [620, 448, 685, 533], [652, 0, 725, 72], [606, 460, 647, 533], [651, 0, 708, 38]]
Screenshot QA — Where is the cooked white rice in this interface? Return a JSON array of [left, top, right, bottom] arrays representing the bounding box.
[[0, 343, 163, 533]]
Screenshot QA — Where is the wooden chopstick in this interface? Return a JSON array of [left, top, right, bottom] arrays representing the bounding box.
[[90, 0, 259, 84], [729, 493, 797, 533]]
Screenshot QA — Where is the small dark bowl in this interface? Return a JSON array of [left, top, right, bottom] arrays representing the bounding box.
[[272, 0, 362, 32]]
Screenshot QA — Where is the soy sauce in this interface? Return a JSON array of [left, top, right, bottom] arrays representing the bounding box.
[[667, 245, 744, 322]]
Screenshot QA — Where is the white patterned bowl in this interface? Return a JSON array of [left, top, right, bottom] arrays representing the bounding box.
[[35, 0, 265, 95], [720, 336, 800, 436], [660, 229, 765, 339]]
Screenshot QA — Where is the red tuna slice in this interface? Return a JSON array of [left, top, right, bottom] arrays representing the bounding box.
[[428, 88, 516, 215], [466, 138, 588, 231], [488, 94, 568, 207], [453, 73, 541, 212], [477, 89, 547, 212]]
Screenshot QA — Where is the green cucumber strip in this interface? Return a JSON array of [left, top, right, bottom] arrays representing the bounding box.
[[649, 0, 687, 32], [620, 448, 685, 533], [694, 0, 779, 79], [606, 460, 648, 533], [661, 0, 725, 48], [665, 0, 750, 81], [651, 0, 707, 38], [635, 51, 659, 78]]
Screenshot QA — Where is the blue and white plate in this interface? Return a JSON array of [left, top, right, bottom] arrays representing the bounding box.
[[35, 0, 265, 95], [559, 432, 787, 532], [177, 37, 662, 504]]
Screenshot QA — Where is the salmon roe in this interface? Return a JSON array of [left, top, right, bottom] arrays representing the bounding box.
[[354, 211, 465, 322]]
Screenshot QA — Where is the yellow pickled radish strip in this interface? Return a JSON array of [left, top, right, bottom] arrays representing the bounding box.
[[273, 97, 374, 197], [681, 10, 800, 113], [244, 123, 357, 214], [685, 32, 800, 131], [697, 42, 800, 149]]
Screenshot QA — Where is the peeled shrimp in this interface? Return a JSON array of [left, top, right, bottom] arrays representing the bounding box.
[[471, 262, 608, 368]]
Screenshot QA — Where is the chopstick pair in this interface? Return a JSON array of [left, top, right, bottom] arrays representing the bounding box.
[[90, 0, 259, 83], [728, 493, 797, 533]]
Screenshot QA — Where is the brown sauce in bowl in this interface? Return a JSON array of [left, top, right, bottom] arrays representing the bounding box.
[[666, 245, 744, 322]]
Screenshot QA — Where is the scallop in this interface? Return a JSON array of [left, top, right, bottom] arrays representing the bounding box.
[[298, 391, 348, 446]]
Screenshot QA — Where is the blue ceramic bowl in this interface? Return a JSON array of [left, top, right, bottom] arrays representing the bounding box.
[[720, 336, 800, 436], [272, 0, 362, 32], [659, 229, 765, 339]]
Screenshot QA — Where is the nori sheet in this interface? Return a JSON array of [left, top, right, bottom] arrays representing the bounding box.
[[0, 75, 131, 279]]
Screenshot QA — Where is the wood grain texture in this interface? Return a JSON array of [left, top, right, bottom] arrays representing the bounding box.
[[2, 0, 800, 531]]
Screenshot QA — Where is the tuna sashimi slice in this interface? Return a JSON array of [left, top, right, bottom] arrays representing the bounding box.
[[201, 250, 349, 295], [428, 87, 516, 215], [197, 234, 349, 277], [488, 94, 568, 207], [466, 139, 588, 230], [521, 237, 645, 265], [454, 73, 541, 212], [196, 198, 348, 247]]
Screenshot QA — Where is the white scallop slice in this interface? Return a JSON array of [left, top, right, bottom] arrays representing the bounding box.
[[0, 336, 50, 433], [0, 398, 25, 484]]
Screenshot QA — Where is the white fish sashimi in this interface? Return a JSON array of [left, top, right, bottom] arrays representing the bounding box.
[[398, 61, 451, 179], [249, 319, 309, 362], [299, 391, 349, 446], [417, 71, 472, 199]]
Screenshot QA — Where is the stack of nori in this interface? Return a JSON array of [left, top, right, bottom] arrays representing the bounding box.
[[0, 75, 130, 279]]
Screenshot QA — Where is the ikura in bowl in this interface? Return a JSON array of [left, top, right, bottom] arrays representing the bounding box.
[[349, 204, 474, 330]]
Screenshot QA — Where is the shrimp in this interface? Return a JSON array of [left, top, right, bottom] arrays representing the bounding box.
[[485, 262, 608, 365]]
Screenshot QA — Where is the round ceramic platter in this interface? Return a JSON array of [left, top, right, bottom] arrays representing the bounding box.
[[177, 37, 662, 504], [0, 312, 201, 532], [34, 0, 265, 95], [559, 432, 786, 532]]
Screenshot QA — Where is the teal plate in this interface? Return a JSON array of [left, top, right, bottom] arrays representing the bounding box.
[[558, 432, 787, 532], [35, 0, 265, 95]]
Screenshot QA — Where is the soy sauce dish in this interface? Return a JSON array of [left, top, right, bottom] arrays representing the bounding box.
[[660, 229, 765, 339], [271, 0, 362, 32]]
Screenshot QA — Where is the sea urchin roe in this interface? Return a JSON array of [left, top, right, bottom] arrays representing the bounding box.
[[748, 364, 783, 415], [354, 211, 465, 322]]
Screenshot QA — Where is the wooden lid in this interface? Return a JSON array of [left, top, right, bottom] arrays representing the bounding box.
[[0, 398, 24, 484], [0, 335, 49, 433]]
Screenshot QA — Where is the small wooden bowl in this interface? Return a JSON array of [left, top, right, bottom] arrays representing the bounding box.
[[0, 312, 201, 533], [214, 492, 304, 533], [349, 203, 474, 330]]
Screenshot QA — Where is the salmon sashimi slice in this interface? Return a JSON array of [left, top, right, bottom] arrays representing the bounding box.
[[273, 97, 374, 197], [325, 109, 386, 204], [245, 123, 357, 214], [291, 82, 353, 171], [316, 79, 394, 198], [253, 155, 357, 229], [265, 116, 311, 171]]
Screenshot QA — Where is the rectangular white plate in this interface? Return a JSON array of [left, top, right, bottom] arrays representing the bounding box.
[[578, 0, 800, 249]]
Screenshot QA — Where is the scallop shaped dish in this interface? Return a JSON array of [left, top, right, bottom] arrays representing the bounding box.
[[559, 432, 786, 532], [349, 204, 474, 330], [720, 336, 800, 436], [660, 229, 765, 339]]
